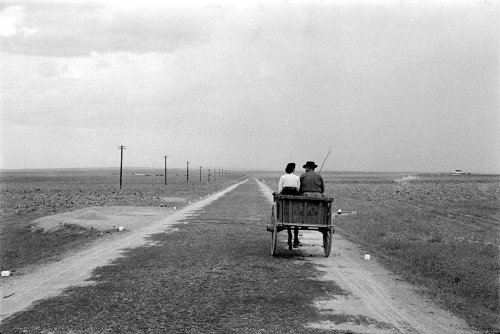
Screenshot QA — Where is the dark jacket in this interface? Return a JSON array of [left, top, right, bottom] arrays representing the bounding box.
[[299, 171, 324, 194]]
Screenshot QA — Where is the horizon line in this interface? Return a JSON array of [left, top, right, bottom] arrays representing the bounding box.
[[1, 167, 498, 175]]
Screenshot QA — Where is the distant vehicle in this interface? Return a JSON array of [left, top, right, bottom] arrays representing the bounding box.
[[450, 170, 471, 176]]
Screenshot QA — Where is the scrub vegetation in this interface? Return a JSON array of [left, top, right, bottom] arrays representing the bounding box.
[[261, 171, 499, 333], [1, 169, 498, 332], [0, 169, 245, 271]]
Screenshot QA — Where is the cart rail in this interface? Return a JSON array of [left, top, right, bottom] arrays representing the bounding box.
[[273, 193, 333, 227], [276, 223, 334, 229], [270, 193, 334, 257]]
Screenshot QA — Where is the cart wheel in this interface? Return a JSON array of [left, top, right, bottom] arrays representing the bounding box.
[[271, 223, 278, 256], [323, 229, 332, 257], [271, 208, 277, 256]]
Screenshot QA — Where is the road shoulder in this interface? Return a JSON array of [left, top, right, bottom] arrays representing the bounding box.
[[0, 180, 247, 322], [255, 178, 478, 334]]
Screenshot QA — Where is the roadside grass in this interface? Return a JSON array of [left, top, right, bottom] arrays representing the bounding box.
[[2, 170, 498, 332], [0, 177, 343, 333], [0, 223, 103, 270], [341, 206, 499, 330], [327, 176, 499, 333], [0, 169, 245, 272], [255, 172, 499, 333]]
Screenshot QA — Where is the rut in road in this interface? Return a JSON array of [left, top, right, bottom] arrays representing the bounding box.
[[1, 179, 344, 333], [0, 181, 245, 322]]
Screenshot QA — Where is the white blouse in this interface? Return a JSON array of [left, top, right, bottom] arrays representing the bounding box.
[[278, 173, 300, 193]]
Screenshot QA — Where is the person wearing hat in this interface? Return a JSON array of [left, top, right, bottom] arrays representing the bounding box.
[[278, 163, 300, 195], [299, 161, 325, 197]]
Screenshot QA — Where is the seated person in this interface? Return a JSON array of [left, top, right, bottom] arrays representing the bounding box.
[[278, 163, 300, 195], [278, 163, 301, 247], [299, 161, 324, 197]]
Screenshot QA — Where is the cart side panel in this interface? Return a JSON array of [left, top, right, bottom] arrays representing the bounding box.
[[276, 196, 333, 226], [304, 201, 324, 225], [281, 199, 308, 224]]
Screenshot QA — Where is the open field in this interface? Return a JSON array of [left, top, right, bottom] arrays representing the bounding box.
[[255, 171, 500, 333], [1, 169, 498, 332], [0, 168, 246, 271], [1, 177, 480, 333]]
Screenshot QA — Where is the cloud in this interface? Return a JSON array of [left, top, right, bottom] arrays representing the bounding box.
[[0, 5, 23, 36], [1, 0, 498, 171], [0, 1, 215, 57]]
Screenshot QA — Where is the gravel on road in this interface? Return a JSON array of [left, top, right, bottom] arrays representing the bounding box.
[[0, 179, 342, 333]]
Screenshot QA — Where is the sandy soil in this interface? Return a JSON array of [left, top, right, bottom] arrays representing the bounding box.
[[0, 178, 480, 333], [0, 181, 246, 321], [255, 179, 479, 334], [33, 205, 178, 232]]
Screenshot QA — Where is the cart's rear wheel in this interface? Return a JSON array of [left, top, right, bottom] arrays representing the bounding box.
[[271, 208, 277, 256], [323, 228, 332, 257], [271, 224, 278, 256]]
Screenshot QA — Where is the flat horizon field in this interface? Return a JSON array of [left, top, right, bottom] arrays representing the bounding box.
[[0, 169, 246, 270], [258, 171, 499, 333], [1, 169, 498, 332], [2, 167, 499, 175]]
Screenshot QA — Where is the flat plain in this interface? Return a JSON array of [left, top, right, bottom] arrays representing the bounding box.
[[0, 169, 498, 333], [257, 171, 499, 333], [0, 168, 244, 271]]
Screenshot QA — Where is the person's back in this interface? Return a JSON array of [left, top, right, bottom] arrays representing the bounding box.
[[278, 163, 300, 195], [277, 162, 302, 247], [299, 161, 324, 196]]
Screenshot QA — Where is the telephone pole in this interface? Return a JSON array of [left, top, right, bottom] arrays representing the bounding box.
[[118, 145, 126, 189], [199, 166, 202, 183], [186, 161, 189, 183], [164, 155, 168, 185]]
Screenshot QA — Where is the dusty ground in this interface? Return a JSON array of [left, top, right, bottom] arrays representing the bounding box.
[[33, 205, 178, 232], [256, 180, 478, 334], [257, 171, 499, 332], [0, 170, 242, 272], [1, 178, 481, 333], [0, 184, 243, 321]]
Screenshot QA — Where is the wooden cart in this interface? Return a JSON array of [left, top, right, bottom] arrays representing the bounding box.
[[267, 193, 334, 257]]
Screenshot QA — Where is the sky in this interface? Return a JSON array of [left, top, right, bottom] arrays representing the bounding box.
[[0, 0, 498, 173]]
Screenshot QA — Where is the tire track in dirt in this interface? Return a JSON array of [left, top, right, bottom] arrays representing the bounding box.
[[1, 178, 342, 333], [256, 178, 479, 334], [0, 180, 248, 322]]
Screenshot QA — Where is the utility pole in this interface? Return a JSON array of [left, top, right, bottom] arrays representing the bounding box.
[[118, 145, 126, 189], [186, 161, 189, 183], [164, 155, 168, 185], [199, 166, 202, 183], [208, 168, 211, 182]]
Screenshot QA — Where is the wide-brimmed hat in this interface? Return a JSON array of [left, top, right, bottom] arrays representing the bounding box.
[[303, 161, 318, 169], [285, 163, 296, 173]]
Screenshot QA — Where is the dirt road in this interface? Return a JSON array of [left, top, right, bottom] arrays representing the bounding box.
[[1, 179, 479, 333], [0, 181, 246, 321], [256, 180, 479, 334]]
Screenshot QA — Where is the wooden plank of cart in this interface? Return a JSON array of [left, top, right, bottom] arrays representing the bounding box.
[[267, 193, 334, 257]]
